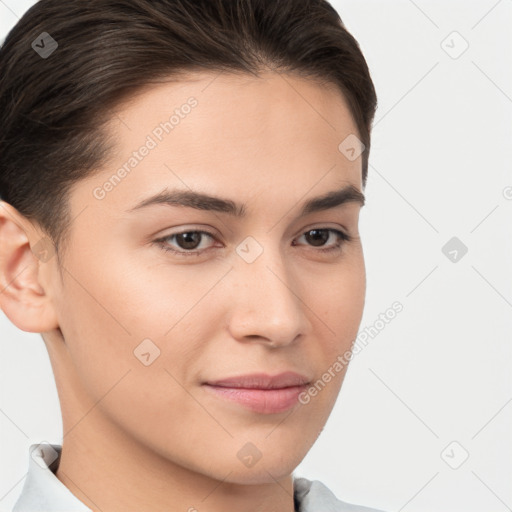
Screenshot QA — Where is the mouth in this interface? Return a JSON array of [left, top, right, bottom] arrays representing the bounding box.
[[202, 372, 310, 414]]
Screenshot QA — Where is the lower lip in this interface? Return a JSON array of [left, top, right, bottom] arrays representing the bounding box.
[[202, 384, 308, 414]]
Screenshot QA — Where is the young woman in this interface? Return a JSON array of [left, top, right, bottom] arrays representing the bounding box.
[[0, 0, 382, 510]]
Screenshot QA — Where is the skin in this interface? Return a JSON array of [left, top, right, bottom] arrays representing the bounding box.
[[0, 70, 366, 512]]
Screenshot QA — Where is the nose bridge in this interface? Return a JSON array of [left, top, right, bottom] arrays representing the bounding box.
[[228, 237, 309, 345]]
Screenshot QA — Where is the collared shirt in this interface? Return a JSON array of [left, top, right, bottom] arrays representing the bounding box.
[[12, 443, 384, 512]]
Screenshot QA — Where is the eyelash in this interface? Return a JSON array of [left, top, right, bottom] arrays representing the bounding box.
[[154, 228, 353, 258]]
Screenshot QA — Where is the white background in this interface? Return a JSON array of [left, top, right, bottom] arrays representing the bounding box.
[[1, 1, 511, 511]]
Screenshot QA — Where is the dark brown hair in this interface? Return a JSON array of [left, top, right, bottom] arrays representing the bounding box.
[[0, 0, 377, 261]]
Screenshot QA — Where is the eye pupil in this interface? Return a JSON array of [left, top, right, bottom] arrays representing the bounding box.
[[305, 229, 329, 247], [177, 232, 202, 250]]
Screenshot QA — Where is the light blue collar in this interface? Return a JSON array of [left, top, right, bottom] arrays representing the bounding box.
[[13, 443, 91, 511]]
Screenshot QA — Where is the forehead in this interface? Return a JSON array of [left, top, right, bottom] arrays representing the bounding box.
[[108, 69, 359, 157], [71, 70, 362, 217]]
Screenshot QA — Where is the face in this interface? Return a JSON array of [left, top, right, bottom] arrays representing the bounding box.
[[19, 71, 366, 484]]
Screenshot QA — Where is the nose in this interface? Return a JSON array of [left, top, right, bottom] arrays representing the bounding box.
[[226, 244, 312, 348]]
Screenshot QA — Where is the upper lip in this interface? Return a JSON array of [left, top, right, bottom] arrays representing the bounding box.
[[204, 371, 310, 389]]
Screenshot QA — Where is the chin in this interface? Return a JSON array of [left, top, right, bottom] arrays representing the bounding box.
[[206, 444, 308, 485]]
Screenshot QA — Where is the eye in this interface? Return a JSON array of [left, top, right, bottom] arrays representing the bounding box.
[[154, 230, 217, 257], [293, 228, 353, 253], [153, 227, 353, 257]]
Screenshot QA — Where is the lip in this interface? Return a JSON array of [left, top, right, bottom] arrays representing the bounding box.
[[202, 372, 310, 414]]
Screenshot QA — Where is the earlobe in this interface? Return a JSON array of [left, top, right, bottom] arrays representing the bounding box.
[[0, 201, 60, 333]]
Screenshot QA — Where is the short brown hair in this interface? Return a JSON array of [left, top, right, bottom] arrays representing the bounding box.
[[0, 0, 377, 260]]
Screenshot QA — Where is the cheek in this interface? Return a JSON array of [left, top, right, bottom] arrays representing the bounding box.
[[54, 252, 211, 398], [336, 265, 366, 338], [294, 258, 365, 421], [307, 253, 365, 344]]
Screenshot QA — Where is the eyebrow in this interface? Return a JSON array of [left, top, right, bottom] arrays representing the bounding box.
[[126, 184, 365, 217]]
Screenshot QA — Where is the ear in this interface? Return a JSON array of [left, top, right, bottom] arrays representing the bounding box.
[[0, 201, 60, 333]]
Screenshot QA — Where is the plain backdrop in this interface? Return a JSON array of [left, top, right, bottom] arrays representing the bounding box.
[[1, 1, 511, 511]]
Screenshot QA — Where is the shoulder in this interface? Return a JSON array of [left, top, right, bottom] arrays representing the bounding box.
[[293, 476, 386, 512]]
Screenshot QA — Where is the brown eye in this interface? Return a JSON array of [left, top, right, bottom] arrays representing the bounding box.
[[294, 228, 351, 252], [175, 232, 203, 250], [304, 229, 330, 247], [155, 230, 217, 256]]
